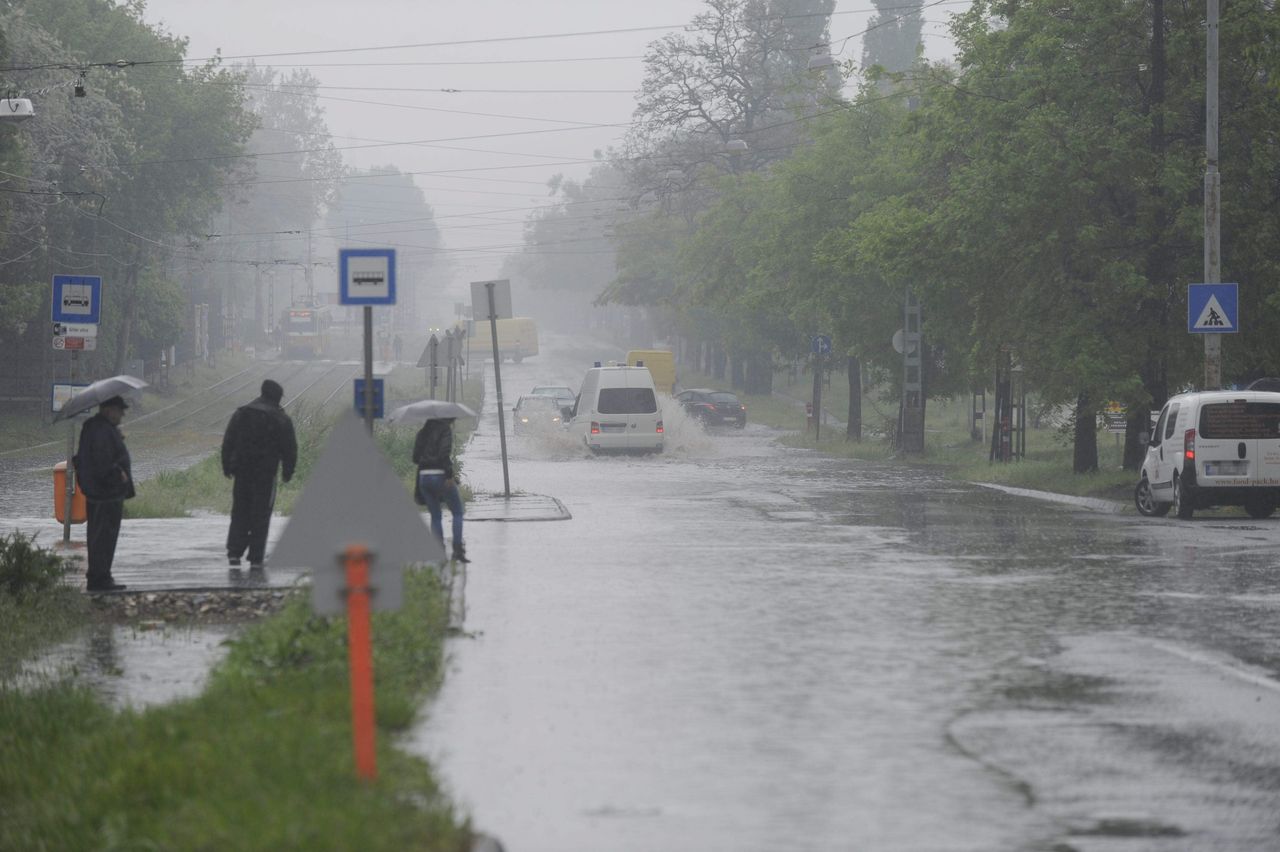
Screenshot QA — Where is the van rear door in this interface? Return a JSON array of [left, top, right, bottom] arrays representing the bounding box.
[[1197, 400, 1280, 484]]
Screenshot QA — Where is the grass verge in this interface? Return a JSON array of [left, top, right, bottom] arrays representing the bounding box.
[[680, 367, 1136, 502], [0, 531, 88, 679], [0, 567, 470, 851]]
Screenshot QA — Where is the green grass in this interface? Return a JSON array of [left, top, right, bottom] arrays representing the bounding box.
[[0, 568, 471, 851], [681, 366, 1136, 502], [0, 532, 88, 679]]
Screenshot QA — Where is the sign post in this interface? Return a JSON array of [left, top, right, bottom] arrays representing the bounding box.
[[339, 249, 396, 432], [810, 335, 831, 441], [471, 279, 513, 497], [342, 543, 378, 780], [268, 412, 444, 782], [52, 275, 101, 545]]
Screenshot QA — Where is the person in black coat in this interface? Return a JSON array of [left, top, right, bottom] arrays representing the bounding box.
[[221, 380, 297, 569], [75, 395, 136, 592], [413, 417, 468, 562]]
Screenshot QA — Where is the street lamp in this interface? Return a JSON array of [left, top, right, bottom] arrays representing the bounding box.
[[0, 98, 35, 121]]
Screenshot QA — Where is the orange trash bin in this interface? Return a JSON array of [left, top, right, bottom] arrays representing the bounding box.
[[53, 461, 87, 524]]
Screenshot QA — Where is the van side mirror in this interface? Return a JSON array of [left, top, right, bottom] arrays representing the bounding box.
[[1138, 432, 1150, 446]]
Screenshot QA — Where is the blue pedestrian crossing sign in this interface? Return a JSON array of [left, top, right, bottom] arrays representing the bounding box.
[[1188, 283, 1238, 334], [811, 334, 832, 355]]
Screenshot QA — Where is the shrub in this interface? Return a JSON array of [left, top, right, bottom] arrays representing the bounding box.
[[0, 531, 69, 598]]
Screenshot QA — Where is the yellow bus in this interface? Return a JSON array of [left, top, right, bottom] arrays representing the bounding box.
[[463, 317, 539, 363]]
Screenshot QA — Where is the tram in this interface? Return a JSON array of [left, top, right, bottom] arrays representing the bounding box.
[[281, 305, 333, 359]]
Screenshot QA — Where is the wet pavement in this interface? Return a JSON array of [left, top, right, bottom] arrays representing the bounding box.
[[407, 340, 1280, 852]]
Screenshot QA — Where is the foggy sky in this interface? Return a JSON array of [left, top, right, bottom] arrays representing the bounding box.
[[139, 0, 965, 282]]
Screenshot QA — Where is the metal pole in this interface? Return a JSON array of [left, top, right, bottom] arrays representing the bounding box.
[[428, 335, 439, 399], [812, 354, 822, 442], [487, 283, 511, 497], [363, 306, 374, 432], [1204, 0, 1221, 389], [62, 350, 79, 543]]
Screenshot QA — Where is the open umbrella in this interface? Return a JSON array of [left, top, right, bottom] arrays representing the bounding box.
[[53, 374, 148, 422], [386, 399, 476, 425]]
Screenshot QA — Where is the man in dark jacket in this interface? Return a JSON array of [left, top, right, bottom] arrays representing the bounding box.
[[413, 417, 468, 562], [221, 380, 297, 570], [75, 395, 135, 592]]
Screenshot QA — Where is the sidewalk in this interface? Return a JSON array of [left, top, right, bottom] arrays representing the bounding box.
[[12, 493, 570, 595], [13, 515, 307, 593]]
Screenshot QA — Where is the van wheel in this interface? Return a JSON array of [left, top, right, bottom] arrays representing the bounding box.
[[1134, 478, 1170, 517], [1244, 498, 1276, 520], [1172, 473, 1195, 520]]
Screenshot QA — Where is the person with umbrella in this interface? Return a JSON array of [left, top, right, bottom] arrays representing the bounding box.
[[221, 380, 297, 570], [75, 395, 136, 591], [412, 413, 469, 563]]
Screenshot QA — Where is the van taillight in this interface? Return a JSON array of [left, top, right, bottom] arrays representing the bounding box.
[[1184, 428, 1196, 461], [656, 420, 664, 434], [590, 421, 600, 435]]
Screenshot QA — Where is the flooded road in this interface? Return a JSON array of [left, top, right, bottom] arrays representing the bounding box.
[[411, 340, 1280, 851]]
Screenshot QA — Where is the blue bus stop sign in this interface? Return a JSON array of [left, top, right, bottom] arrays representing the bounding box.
[[51, 275, 101, 324]]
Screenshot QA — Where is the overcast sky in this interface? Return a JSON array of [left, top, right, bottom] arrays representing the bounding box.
[[139, 0, 968, 284]]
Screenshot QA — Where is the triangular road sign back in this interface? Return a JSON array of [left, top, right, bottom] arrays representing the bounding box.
[[269, 411, 444, 614]]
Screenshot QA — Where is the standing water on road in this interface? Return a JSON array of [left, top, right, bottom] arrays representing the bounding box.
[[410, 342, 1280, 852]]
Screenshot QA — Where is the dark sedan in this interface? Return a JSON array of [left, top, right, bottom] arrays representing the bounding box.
[[676, 388, 747, 428]]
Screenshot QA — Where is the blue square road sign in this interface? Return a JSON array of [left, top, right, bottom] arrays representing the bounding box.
[[1188, 283, 1238, 333], [339, 249, 396, 305], [51, 275, 101, 324], [353, 378, 384, 419]]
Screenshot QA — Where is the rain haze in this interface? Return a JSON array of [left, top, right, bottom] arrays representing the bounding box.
[[138, 0, 965, 283], [5, 2, 1280, 851]]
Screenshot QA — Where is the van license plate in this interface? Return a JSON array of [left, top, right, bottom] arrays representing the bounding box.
[[1205, 461, 1248, 476]]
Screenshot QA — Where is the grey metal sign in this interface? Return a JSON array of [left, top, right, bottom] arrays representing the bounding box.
[[269, 411, 444, 615], [470, 279, 512, 321]]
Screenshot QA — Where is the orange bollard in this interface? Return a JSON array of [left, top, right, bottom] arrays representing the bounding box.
[[344, 544, 378, 781], [53, 461, 86, 524]]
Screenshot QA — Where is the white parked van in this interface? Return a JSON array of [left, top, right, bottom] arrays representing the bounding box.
[[1135, 390, 1280, 519], [568, 364, 664, 454]]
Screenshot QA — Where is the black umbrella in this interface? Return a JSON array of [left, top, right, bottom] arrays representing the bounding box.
[[53, 374, 148, 422]]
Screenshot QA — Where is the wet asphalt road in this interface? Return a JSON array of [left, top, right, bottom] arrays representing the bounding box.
[[410, 339, 1280, 852]]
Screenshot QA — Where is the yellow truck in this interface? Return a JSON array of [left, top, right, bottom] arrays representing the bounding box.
[[462, 317, 539, 363], [627, 349, 676, 395]]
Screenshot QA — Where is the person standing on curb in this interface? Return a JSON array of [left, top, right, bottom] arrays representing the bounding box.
[[75, 395, 135, 592], [221, 379, 297, 570], [413, 416, 469, 562]]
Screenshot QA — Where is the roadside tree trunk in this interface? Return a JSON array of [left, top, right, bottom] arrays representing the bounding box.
[[846, 354, 862, 441], [1073, 391, 1099, 473]]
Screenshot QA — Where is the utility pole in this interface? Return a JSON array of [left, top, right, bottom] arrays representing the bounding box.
[[1204, 0, 1221, 389]]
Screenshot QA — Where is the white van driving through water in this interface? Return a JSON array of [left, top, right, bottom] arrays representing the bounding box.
[[567, 364, 664, 454]]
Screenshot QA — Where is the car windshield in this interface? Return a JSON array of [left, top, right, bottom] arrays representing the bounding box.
[[519, 397, 558, 410], [709, 393, 740, 404], [1198, 401, 1280, 439], [598, 387, 658, 414]]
